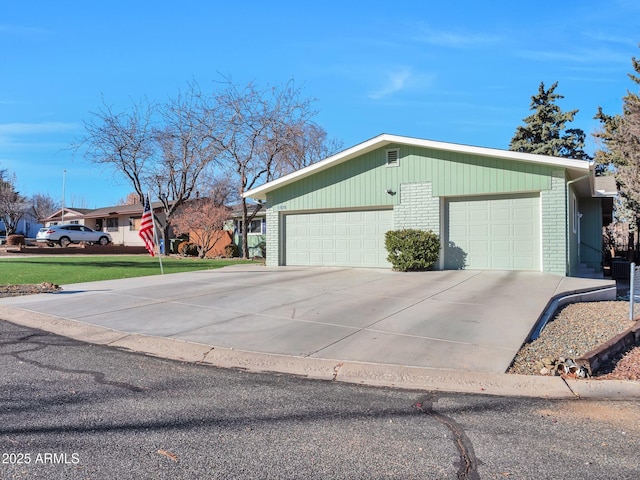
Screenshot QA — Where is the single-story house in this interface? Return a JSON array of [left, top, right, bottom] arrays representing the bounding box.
[[42, 208, 94, 227], [41, 201, 268, 257], [244, 134, 616, 276], [43, 204, 168, 248]]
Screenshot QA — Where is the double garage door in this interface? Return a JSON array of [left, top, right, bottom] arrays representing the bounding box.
[[282, 194, 540, 271], [445, 193, 540, 271], [284, 210, 392, 268]]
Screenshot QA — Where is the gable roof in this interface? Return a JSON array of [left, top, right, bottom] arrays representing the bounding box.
[[42, 207, 94, 222], [244, 133, 595, 201]]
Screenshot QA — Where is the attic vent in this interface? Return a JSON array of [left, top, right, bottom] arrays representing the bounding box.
[[386, 148, 399, 167]]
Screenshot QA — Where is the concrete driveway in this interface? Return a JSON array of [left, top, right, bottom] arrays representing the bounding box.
[[0, 265, 615, 374]]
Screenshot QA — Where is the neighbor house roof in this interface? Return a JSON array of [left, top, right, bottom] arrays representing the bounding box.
[[244, 133, 596, 201], [41, 207, 94, 223], [81, 201, 167, 219]]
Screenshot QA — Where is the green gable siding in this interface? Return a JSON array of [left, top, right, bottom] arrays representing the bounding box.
[[267, 145, 554, 210], [261, 143, 594, 275]]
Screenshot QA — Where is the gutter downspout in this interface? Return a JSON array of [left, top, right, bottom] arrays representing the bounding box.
[[566, 173, 591, 276]]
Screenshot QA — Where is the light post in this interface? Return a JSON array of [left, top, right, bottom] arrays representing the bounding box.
[[61, 169, 66, 223]]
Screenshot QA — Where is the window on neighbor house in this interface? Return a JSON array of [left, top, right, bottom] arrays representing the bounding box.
[[236, 218, 265, 235], [130, 217, 142, 231], [106, 218, 118, 232]]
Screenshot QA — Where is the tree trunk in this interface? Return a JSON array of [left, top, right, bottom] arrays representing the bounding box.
[[241, 198, 249, 259]]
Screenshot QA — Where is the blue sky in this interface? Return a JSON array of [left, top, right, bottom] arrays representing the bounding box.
[[1, 1, 639, 208]]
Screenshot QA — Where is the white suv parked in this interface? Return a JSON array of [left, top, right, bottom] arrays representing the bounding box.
[[36, 225, 112, 247]]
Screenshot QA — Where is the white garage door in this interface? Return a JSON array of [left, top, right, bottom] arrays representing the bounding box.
[[446, 194, 540, 270], [284, 210, 393, 267]]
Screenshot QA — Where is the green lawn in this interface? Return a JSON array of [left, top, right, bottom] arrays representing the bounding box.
[[0, 256, 260, 285]]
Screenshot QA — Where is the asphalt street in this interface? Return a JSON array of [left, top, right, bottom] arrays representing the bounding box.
[[1, 320, 639, 480]]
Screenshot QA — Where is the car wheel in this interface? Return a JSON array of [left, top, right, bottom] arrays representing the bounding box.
[[98, 236, 109, 246], [59, 236, 71, 247]]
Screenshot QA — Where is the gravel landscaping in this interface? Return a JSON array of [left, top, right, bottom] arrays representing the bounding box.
[[508, 301, 640, 380], [0, 282, 62, 298]]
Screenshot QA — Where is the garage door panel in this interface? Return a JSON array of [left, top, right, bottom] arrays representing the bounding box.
[[335, 225, 349, 235], [449, 210, 469, 223], [469, 240, 489, 252], [469, 225, 490, 236], [490, 224, 511, 236], [285, 210, 392, 268], [446, 194, 540, 271]]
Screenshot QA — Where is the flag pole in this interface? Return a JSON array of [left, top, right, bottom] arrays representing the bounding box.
[[150, 193, 164, 275]]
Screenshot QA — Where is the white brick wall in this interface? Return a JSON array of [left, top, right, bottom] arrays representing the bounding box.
[[265, 208, 279, 266], [541, 171, 567, 275], [393, 183, 440, 235]]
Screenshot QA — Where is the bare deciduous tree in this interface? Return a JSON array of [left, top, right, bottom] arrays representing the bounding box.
[[77, 86, 221, 246], [30, 193, 59, 221], [204, 175, 238, 207], [149, 85, 221, 242], [171, 198, 231, 258], [212, 79, 337, 258], [0, 171, 27, 235], [117, 192, 140, 206], [76, 80, 338, 257], [78, 97, 155, 203]]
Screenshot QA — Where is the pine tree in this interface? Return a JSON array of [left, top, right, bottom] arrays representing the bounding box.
[[611, 50, 640, 224], [593, 107, 623, 175], [510, 81, 590, 160]]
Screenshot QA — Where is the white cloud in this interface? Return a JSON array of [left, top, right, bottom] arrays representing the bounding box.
[[0, 24, 50, 37], [369, 69, 412, 100], [517, 48, 630, 65], [412, 29, 501, 48], [368, 68, 436, 101], [0, 122, 78, 136], [583, 32, 637, 47]]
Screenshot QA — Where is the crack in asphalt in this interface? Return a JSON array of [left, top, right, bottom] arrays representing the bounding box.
[[414, 393, 481, 480], [0, 332, 148, 393]]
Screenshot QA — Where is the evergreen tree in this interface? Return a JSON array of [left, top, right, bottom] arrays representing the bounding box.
[[593, 106, 623, 175], [510, 81, 590, 160], [610, 49, 640, 226]]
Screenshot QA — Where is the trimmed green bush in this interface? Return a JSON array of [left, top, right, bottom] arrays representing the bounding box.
[[384, 229, 440, 272]]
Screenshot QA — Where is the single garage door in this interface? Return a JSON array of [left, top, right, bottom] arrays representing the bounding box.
[[284, 210, 393, 267], [445, 194, 540, 270]]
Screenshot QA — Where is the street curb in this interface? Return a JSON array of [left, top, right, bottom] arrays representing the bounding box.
[[1, 305, 638, 400]]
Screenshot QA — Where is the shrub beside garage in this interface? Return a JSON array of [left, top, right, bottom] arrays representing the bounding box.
[[384, 229, 440, 272]]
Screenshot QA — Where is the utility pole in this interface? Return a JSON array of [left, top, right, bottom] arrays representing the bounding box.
[[61, 169, 66, 223]]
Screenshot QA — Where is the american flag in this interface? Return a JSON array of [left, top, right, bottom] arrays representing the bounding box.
[[139, 195, 155, 256]]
